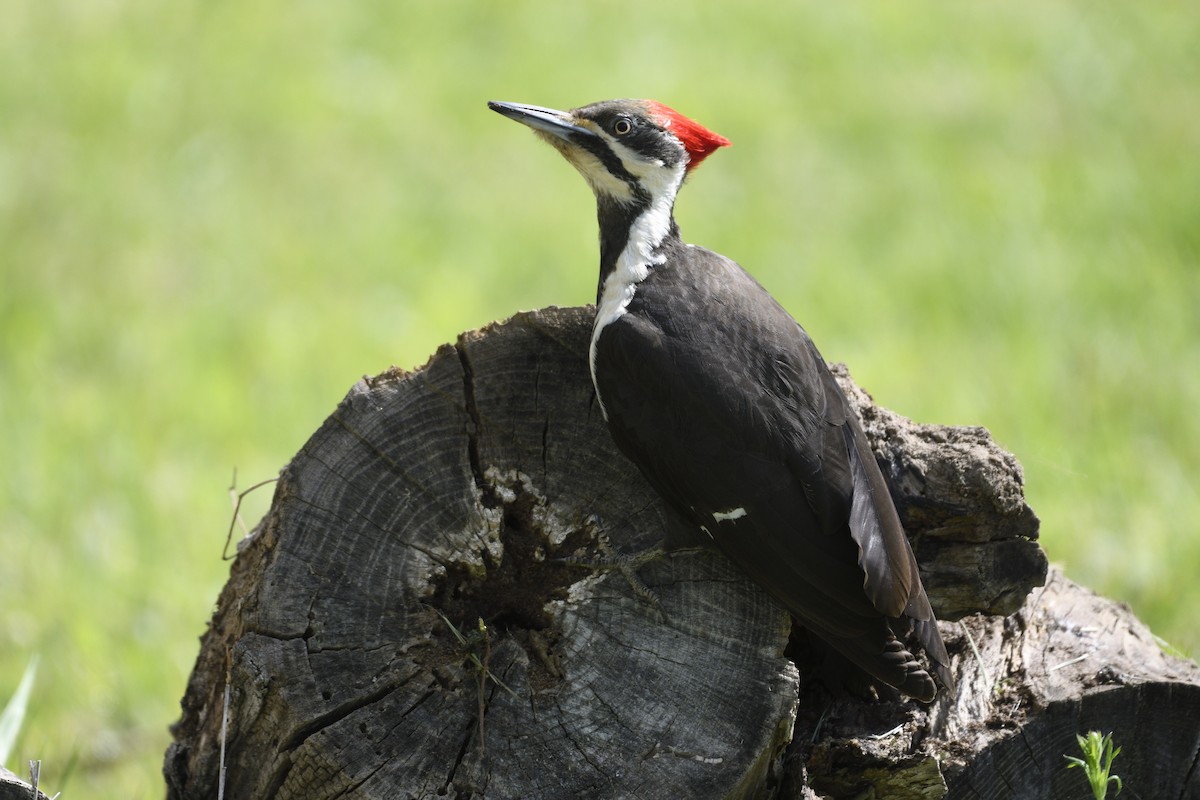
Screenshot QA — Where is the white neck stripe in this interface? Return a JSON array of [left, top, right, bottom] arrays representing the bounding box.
[[588, 161, 686, 417]]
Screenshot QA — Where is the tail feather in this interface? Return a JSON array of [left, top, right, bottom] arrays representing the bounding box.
[[820, 617, 954, 703]]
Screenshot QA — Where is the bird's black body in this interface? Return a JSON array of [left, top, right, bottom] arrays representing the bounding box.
[[489, 98, 953, 701], [595, 234, 950, 700]]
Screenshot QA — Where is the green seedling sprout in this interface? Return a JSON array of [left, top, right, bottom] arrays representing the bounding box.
[[1064, 730, 1123, 799]]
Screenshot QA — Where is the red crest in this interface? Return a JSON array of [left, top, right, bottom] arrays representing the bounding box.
[[647, 101, 731, 170]]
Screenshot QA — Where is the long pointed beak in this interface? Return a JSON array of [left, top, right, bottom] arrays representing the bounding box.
[[488, 101, 598, 142]]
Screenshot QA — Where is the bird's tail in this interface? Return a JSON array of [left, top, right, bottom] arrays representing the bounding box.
[[822, 618, 954, 703]]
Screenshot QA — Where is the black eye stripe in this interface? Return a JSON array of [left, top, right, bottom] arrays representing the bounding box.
[[577, 134, 651, 205]]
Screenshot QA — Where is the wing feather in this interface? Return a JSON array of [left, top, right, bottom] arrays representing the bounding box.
[[592, 243, 952, 696]]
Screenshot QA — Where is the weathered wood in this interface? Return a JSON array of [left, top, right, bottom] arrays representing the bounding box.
[[165, 307, 799, 799], [833, 365, 1045, 620], [165, 305, 1200, 800], [0, 767, 53, 800], [782, 567, 1200, 799]]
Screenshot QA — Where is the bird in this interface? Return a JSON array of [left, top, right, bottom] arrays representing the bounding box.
[[488, 98, 954, 702]]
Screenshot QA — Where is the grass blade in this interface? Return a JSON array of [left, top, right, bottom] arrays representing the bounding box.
[[0, 655, 40, 767]]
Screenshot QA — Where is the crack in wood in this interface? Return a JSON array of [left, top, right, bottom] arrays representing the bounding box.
[[1179, 734, 1200, 800], [554, 695, 611, 786], [454, 338, 491, 502], [440, 711, 481, 796], [280, 673, 424, 754], [168, 307, 1200, 800]]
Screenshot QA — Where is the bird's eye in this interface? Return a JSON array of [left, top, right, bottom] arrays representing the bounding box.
[[612, 118, 633, 136]]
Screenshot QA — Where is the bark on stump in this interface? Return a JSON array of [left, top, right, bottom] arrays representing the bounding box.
[[164, 306, 1200, 799], [0, 767, 53, 800]]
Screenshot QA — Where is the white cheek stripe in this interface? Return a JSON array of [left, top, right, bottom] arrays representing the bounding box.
[[713, 507, 748, 522], [588, 160, 686, 419], [570, 149, 635, 201]]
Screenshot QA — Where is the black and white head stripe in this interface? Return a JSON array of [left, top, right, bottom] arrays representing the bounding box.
[[489, 100, 696, 207]]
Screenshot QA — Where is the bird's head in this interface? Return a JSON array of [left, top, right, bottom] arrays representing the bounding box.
[[488, 99, 730, 208]]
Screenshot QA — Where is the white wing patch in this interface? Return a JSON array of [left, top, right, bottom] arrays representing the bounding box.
[[713, 507, 748, 522]]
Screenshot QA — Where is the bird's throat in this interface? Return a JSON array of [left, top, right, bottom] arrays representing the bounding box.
[[589, 193, 680, 418]]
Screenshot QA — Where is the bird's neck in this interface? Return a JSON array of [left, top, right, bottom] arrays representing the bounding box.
[[595, 192, 681, 304], [588, 188, 682, 420]]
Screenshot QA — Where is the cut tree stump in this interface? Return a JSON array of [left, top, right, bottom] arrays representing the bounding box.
[[0, 767, 53, 800], [164, 306, 1200, 799]]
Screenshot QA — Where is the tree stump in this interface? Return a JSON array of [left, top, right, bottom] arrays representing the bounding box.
[[164, 306, 1199, 799], [0, 767, 53, 800], [782, 566, 1200, 799]]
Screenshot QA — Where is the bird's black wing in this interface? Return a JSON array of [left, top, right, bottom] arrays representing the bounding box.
[[593, 246, 951, 693]]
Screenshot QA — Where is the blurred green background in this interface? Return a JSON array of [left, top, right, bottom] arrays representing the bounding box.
[[1, 1, 1196, 795]]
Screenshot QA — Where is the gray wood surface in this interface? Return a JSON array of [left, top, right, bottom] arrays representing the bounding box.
[[785, 567, 1200, 799], [167, 306, 1195, 800], [0, 767, 52, 800]]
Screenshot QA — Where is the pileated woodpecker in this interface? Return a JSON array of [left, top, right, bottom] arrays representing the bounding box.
[[488, 98, 953, 701]]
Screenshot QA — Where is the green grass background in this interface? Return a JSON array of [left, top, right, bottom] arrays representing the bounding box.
[[1, 1, 1196, 795]]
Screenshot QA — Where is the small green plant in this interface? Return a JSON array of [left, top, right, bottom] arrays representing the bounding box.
[[0, 655, 39, 767], [433, 611, 518, 699], [1065, 730, 1123, 799], [433, 610, 519, 756]]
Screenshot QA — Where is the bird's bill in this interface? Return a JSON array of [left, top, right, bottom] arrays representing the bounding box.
[[488, 101, 598, 142]]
